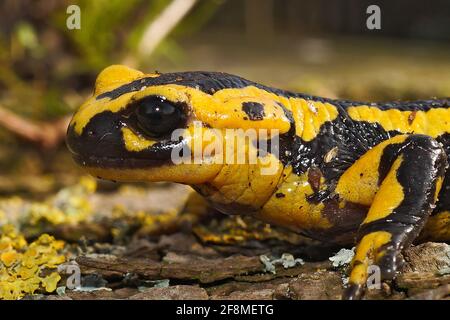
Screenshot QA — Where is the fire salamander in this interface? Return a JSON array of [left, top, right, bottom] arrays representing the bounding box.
[[67, 65, 450, 299]]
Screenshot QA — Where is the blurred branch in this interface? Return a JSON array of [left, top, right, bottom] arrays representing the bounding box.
[[137, 0, 198, 57], [245, 0, 274, 41], [0, 105, 70, 149]]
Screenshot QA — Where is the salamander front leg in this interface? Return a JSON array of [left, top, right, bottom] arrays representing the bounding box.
[[338, 135, 447, 299]]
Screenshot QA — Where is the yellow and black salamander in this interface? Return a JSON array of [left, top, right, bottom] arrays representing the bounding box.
[[66, 65, 450, 299]]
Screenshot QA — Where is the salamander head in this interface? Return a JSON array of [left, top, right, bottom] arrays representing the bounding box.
[[66, 65, 292, 184]]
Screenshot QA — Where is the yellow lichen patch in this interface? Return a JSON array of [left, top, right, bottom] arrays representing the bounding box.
[[349, 231, 392, 286], [1, 250, 19, 267], [25, 176, 96, 227], [134, 209, 179, 234], [0, 225, 66, 300], [362, 156, 404, 224], [347, 105, 450, 138], [193, 215, 306, 245], [122, 127, 156, 152], [108, 191, 207, 239], [41, 272, 61, 293], [336, 135, 408, 206]]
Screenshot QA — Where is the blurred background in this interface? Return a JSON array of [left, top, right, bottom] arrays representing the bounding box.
[[0, 0, 450, 195]]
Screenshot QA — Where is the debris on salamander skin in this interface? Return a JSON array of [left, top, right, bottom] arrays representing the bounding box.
[[260, 253, 305, 274]]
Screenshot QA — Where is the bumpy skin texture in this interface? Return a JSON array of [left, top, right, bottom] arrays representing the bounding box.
[[67, 65, 450, 299]]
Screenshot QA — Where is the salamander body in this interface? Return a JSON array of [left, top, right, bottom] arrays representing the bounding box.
[[66, 65, 450, 299]]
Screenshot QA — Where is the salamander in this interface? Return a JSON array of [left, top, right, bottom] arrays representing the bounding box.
[[66, 65, 450, 299]]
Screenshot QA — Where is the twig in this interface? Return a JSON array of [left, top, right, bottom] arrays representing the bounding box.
[[137, 0, 198, 57], [0, 105, 70, 149]]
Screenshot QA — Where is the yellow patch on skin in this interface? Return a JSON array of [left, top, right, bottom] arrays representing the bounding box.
[[197, 159, 284, 212], [94, 65, 145, 95], [121, 127, 156, 152], [294, 99, 339, 141], [179, 122, 280, 169], [133, 85, 292, 134], [349, 231, 392, 285], [83, 163, 223, 185], [169, 121, 284, 211], [420, 211, 450, 241], [347, 105, 450, 138], [130, 85, 339, 139], [336, 135, 408, 206], [434, 176, 444, 202], [362, 156, 404, 224], [258, 166, 331, 232], [212, 87, 339, 141]]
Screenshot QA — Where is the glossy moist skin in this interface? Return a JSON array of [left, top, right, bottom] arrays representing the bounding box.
[[67, 65, 450, 299]]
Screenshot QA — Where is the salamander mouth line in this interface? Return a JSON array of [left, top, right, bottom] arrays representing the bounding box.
[[71, 150, 226, 169], [72, 154, 171, 168]]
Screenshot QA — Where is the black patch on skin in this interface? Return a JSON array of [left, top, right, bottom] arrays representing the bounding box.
[[275, 192, 285, 198], [66, 110, 188, 169], [433, 133, 450, 215], [96, 71, 351, 103], [301, 200, 367, 245], [306, 189, 334, 204], [377, 141, 407, 185], [363, 99, 450, 112], [261, 111, 399, 203], [361, 136, 447, 236], [255, 102, 296, 166], [342, 283, 365, 300], [242, 102, 265, 121], [276, 101, 295, 136], [286, 112, 395, 181]]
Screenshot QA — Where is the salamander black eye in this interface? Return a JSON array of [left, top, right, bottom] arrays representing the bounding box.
[[134, 96, 185, 138]]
